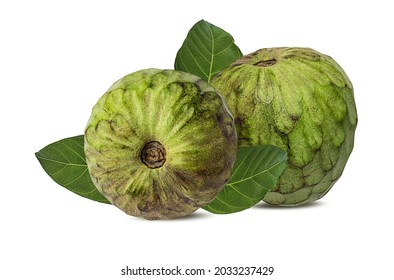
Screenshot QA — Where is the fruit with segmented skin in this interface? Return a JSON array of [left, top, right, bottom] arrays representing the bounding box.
[[211, 47, 357, 206], [85, 69, 237, 219]]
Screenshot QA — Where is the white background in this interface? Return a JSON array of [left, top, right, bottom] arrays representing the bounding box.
[[1, 0, 393, 279]]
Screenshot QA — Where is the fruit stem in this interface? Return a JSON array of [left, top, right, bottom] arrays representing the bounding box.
[[141, 141, 166, 169]]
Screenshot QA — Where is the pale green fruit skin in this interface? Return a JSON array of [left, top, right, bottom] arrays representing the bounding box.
[[85, 69, 237, 219], [211, 48, 357, 206]]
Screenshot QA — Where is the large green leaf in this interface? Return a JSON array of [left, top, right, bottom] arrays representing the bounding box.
[[35, 135, 110, 204], [204, 145, 287, 214], [175, 19, 242, 83]]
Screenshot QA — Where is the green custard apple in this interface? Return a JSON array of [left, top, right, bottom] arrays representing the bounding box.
[[211, 47, 357, 206], [85, 69, 237, 219]]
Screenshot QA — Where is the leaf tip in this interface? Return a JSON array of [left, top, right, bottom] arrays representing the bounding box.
[[34, 150, 42, 162]]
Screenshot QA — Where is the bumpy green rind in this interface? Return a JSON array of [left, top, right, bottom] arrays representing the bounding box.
[[211, 48, 357, 206], [85, 69, 237, 219]]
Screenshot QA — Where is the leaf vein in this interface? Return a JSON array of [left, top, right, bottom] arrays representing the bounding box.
[[227, 183, 260, 200], [63, 168, 89, 187], [36, 154, 87, 167], [231, 157, 286, 185]]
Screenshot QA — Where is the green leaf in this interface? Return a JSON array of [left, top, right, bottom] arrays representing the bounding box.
[[35, 135, 110, 204], [203, 145, 287, 214], [175, 19, 242, 83]]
